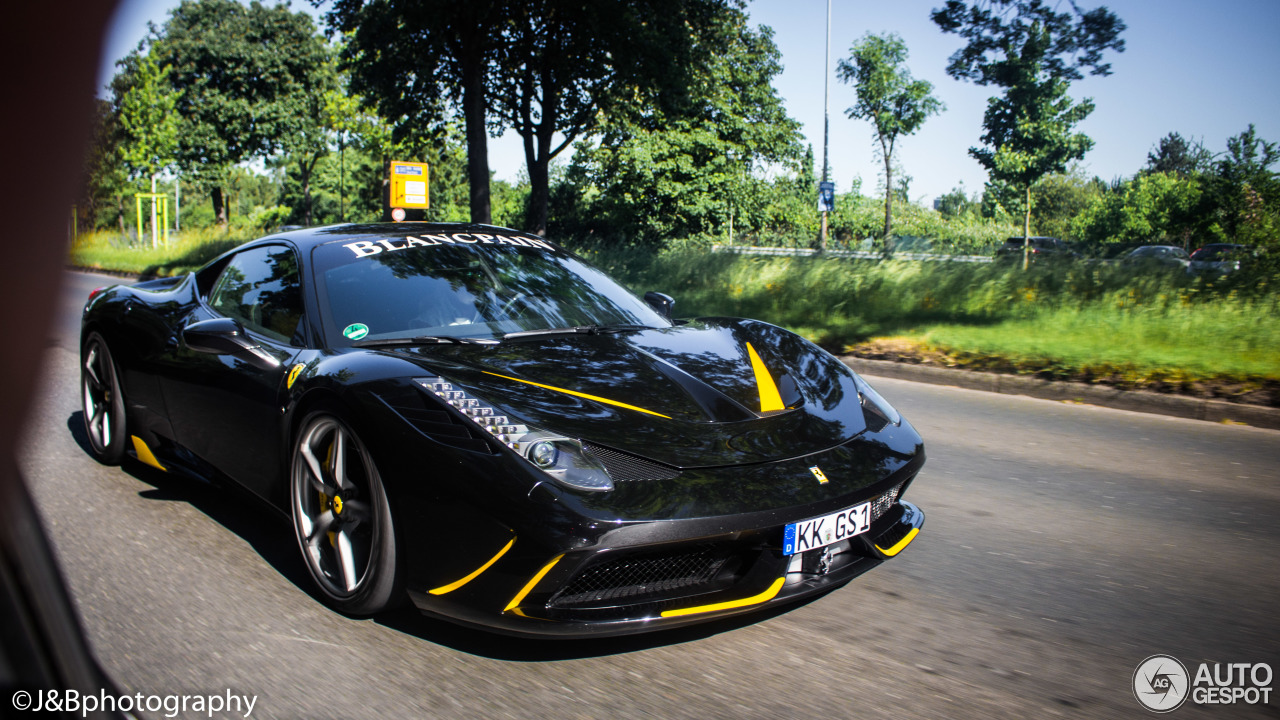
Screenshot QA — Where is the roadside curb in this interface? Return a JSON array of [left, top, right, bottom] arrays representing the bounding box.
[[841, 356, 1280, 431]]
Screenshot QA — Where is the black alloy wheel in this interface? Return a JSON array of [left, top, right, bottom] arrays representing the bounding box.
[[81, 332, 127, 464], [290, 412, 401, 615]]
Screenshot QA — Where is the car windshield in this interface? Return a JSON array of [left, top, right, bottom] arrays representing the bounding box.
[[1192, 245, 1245, 261], [312, 233, 671, 346]]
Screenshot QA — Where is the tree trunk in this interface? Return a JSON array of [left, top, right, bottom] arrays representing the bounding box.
[[883, 152, 894, 257], [116, 195, 126, 236], [212, 186, 227, 227], [1022, 185, 1032, 271], [524, 96, 557, 236], [380, 155, 392, 221], [527, 155, 549, 236], [300, 155, 315, 227], [461, 48, 492, 225]]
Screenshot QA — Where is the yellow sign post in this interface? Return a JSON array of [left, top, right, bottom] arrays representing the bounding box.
[[134, 192, 170, 245], [389, 161, 429, 210]]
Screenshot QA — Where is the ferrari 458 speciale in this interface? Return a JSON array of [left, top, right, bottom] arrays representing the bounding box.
[[80, 223, 925, 636]]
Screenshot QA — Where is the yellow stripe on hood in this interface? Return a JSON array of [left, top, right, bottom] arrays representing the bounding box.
[[745, 342, 785, 413], [482, 372, 672, 419]]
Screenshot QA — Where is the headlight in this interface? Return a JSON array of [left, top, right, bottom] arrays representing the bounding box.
[[854, 374, 901, 431], [415, 377, 614, 492]]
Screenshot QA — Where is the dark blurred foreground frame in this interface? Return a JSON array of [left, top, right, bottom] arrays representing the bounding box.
[[0, 4, 123, 718]]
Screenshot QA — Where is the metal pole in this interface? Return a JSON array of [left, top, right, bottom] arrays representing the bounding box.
[[819, 0, 831, 251], [175, 175, 180, 232], [151, 174, 159, 248]]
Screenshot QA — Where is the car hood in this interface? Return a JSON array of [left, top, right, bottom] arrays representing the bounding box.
[[392, 318, 869, 468]]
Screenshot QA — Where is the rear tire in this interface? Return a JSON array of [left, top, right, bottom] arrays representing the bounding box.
[[81, 332, 127, 464], [290, 411, 402, 615]]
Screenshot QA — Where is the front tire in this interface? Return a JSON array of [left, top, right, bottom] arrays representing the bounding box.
[[290, 412, 402, 615], [81, 332, 127, 464]]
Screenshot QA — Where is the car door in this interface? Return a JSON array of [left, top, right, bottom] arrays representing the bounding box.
[[160, 244, 305, 503]]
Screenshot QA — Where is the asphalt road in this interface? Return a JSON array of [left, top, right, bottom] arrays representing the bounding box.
[[17, 270, 1280, 719]]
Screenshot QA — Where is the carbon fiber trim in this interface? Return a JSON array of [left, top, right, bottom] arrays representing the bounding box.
[[582, 442, 681, 482]]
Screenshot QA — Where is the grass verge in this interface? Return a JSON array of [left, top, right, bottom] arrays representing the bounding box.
[[588, 246, 1280, 399], [70, 229, 252, 277]]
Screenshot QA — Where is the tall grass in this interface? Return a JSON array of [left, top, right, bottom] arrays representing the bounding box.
[[587, 246, 1280, 382], [70, 228, 253, 277], [923, 301, 1280, 381]]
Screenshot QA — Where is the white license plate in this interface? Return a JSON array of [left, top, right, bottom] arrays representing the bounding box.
[[783, 502, 871, 555]]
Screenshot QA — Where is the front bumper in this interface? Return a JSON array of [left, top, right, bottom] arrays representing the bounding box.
[[407, 472, 925, 638]]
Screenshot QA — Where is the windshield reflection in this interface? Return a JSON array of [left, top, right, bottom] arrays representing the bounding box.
[[314, 238, 670, 345]]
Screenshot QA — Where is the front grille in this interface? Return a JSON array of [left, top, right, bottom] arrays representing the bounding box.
[[870, 483, 902, 521], [550, 543, 736, 609], [582, 443, 681, 482]]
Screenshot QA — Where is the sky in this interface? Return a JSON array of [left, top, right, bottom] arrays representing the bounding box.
[[99, 0, 1280, 206]]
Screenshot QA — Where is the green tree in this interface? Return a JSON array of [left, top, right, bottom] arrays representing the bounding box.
[[1029, 169, 1104, 240], [935, 184, 976, 218], [113, 51, 179, 246], [1210, 124, 1279, 246], [933, 0, 1125, 268], [151, 0, 331, 226], [494, 0, 739, 235], [81, 99, 131, 234], [1144, 132, 1212, 177], [277, 48, 338, 227], [328, 1, 508, 224], [1073, 171, 1203, 248], [837, 33, 943, 251], [564, 18, 802, 245], [330, 0, 742, 234]]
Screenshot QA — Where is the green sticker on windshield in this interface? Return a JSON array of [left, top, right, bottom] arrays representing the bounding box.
[[343, 323, 369, 340]]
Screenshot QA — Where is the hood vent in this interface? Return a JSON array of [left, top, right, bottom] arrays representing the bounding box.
[[582, 442, 681, 482]]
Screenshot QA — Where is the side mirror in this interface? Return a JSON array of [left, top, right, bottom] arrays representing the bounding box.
[[183, 317, 280, 368], [644, 291, 674, 320]]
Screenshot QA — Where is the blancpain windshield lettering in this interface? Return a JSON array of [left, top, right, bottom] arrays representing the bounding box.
[[343, 234, 553, 258]]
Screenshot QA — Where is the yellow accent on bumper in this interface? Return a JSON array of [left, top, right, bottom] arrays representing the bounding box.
[[660, 576, 786, 618], [876, 527, 920, 557], [130, 435, 167, 472], [483, 372, 671, 419], [503, 554, 563, 612], [745, 342, 784, 413], [429, 537, 516, 596]]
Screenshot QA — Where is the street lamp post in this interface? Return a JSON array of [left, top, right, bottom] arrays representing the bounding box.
[[818, 0, 832, 252]]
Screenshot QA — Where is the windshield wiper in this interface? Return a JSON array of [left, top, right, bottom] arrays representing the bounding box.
[[352, 335, 497, 348], [502, 324, 654, 340]]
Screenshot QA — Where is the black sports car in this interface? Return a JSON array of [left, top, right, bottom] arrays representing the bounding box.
[[80, 223, 925, 637]]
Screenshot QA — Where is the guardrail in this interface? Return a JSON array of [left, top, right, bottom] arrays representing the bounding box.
[[711, 245, 994, 263]]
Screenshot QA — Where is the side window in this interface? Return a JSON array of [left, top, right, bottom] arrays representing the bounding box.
[[208, 246, 304, 345]]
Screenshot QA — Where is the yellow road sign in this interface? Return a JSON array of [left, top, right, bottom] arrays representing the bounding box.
[[390, 161, 429, 209]]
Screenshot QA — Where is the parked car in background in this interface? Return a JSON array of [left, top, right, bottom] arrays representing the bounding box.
[[1122, 245, 1191, 271], [1188, 243, 1252, 276], [994, 237, 1077, 262]]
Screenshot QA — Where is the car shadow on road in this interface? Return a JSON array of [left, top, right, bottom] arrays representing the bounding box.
[[66, 411, 827, 661], [66, 412, 315, 598], [373, 593, 825, 661]]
